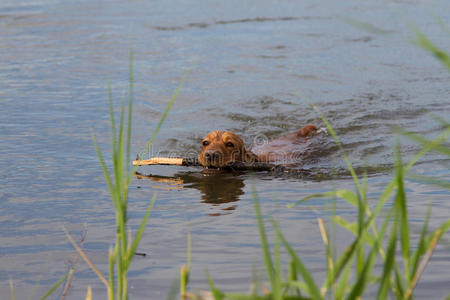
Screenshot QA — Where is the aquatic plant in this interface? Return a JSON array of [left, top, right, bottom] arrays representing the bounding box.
[[64, 52, 187, 300], [178, 111, 449, 300], [179, 28, 450, 299]]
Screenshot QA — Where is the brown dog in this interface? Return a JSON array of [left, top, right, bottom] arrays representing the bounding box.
[[198, 124, 317, 168]]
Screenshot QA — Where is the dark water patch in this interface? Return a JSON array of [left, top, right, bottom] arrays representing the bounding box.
[[347, 36, 374, 43], [153, 16, 316, 31], [267, 44, 288, 50], [254, 54, 287, 59], [292, 73, 344, 84]]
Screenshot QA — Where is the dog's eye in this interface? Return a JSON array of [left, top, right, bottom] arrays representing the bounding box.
[[225, 142, 234, 147], [202, 140, 209, 146]]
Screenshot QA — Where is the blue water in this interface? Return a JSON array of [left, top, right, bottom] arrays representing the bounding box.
[[1, 0, 449, 298]]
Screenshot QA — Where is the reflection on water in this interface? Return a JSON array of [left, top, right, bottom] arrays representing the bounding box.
[[136, 170, 245, 210]]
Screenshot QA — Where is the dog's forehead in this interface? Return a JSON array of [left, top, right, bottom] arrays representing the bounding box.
[[203, 131, 242, 143], [222, 131, 242, 142], [204, 131, 223, 141]]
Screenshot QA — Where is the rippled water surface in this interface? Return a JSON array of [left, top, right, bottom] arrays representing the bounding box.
[[1, 0, 449, 298]]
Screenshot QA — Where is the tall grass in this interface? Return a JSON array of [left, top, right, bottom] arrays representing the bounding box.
[[177, 22, 450, 300], [181, 113, 449, 300], [64, 52, 187, 299]]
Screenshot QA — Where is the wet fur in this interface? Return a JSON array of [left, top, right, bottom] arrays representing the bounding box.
[[198, 124, 317, 168]]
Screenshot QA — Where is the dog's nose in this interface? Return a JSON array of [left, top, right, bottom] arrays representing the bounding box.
[[205, 150, 222, 162]]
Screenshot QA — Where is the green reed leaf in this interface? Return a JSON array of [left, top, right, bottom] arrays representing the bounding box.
[[271, 219, 322, 300], [39, 272, 69, 300], [252, 188, 276, 294], [125, 193, 156, 270]]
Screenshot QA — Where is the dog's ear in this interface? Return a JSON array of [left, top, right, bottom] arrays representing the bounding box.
[[244, 149, 259, 163]]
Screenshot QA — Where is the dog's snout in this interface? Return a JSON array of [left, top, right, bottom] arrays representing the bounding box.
[[205, 150, 222, 162]]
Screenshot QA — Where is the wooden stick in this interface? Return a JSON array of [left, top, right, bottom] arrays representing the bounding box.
[[133, 156, 280, 170], [133, 156, 311, 176], [133, 157, 185, 166], [133, 156, 202, 167]]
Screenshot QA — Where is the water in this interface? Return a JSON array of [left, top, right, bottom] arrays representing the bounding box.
[[1, 0, 449, 298]]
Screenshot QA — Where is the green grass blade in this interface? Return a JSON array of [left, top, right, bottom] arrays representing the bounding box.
[[115, 91, 127, 300], [179, 265, 189, 297], [125, 193, 156, 270], [288, 193, 330, 208], [288, 260, 297, 283], [206, 269, 224, 300], [312, 106, 384, 257], [410, 204, 431, 277], [332, 217, 356, 233], [340, 17, 392, 35], [271, 219, 322, 299], [393, 261, 405, 298], [311, 104, 361, 194], [347, 251, 375, 300], [394, 143, 411, 284], [407, 174, 450, 189], [355, 193, 365, 278], [273, 231, 282, 300], [92, 134, 117, 206], [358, 174, 368, 236], [281, 282, 318, 300], [404, 127, 450, 172], [287, 259, 302, 297], [117, 90, 126, 186], [412, 27, 450, 70], [377, 217, 398, 299], [126, 50, 133, 173], [252, 187, 276, 293], [323, 203, 383, 292], [355, 176, 369, 279], [393, 126, 450, 156], [347, 202, 393, 300], [335, 261, 352, 300], [96, 51, 181, 300], [332, 216, 379, 255], [39, 272, 69, 300], [121, 51, 134, 216], [332, 189, 359, 206], [323, 238, 358, 293], [107, 81, 117, 166], [140, 70, 191, 159], [116, 91, 126, 225], [224, 293, 271, 300], [368, 127, 450, 235], [289, 190, 358, 208]]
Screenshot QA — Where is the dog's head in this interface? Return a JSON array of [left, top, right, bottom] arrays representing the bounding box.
[[198, 131, 257, 168]]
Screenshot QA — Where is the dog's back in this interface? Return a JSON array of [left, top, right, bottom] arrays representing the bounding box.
[[251, 125, 318, 165]]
